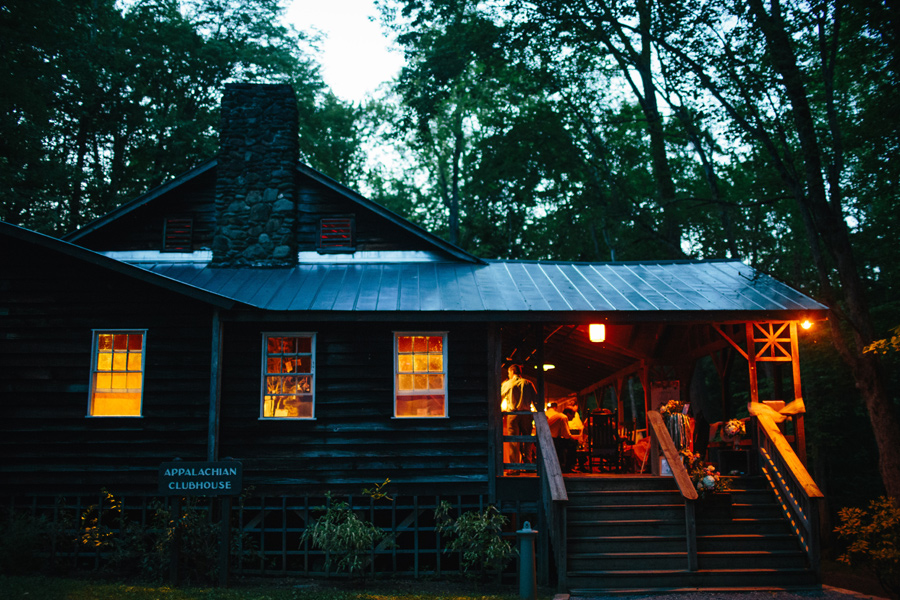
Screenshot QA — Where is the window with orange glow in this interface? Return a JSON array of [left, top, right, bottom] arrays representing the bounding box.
[[89, 331, 145, 417], [394, 333, 447, 418], [262, 334, 315, 419]]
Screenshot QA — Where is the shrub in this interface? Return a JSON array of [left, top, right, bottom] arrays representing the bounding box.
[[835, 495, 900, 599], [434, 501, 515, 578], [301, 487, 393, 577]]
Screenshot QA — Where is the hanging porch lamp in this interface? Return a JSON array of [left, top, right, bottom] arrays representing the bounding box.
[[589, 323, 606, 343]]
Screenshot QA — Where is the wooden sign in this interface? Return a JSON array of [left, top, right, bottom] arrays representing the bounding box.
[[159, 460, 242, 496]]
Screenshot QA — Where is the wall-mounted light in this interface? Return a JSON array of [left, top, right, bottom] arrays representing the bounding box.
[[801, 320, 813, 330], [589, 323, 606, 342], [543, 364, 556, 371]]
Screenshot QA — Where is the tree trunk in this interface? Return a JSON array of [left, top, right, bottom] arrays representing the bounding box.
[[748, 0, 900, 498]]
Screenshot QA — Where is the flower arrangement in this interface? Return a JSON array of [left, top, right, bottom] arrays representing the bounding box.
[[691, 462, 730, 499], [658, 399, 685, 417], [723, 418, 746, 438]]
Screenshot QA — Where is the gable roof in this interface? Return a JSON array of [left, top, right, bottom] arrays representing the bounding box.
[[63, 159, 483, 265]]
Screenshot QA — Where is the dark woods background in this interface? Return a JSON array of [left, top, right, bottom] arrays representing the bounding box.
[[2, 0, 899, 547]]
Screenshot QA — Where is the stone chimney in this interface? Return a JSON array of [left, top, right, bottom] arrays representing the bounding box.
[[212, 83, 298, 266]]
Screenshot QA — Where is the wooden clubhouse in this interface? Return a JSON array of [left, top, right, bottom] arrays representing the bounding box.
[[0, 83, 829, 593]]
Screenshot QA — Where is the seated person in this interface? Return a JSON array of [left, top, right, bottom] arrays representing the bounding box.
[[546, 404, 579, 473]]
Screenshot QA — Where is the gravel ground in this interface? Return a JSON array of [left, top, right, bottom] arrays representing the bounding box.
[[564, 587, 890, 600]]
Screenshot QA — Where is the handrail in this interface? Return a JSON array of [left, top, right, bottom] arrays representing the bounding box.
[[647, 410, 698, 571], [533, 412, 568, 592], [755, 413, 823, 579], [501, 410, 537, 473], [647, 412, 698, 501]]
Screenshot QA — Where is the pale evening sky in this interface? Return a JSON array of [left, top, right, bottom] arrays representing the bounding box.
[[284, 0, 405, 104]]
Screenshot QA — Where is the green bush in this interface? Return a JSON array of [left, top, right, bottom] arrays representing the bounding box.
[[835, 495, 900, 599], [301, 491, 392, 577], [434, 501, 515, 578]]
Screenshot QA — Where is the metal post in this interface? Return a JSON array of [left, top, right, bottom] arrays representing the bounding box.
[[517, 521, 538, 600]]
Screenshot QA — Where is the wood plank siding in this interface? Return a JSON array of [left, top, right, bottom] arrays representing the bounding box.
[[217, 321, 493, 495], [0, 236, 215, 495], [73, 168, 217, 252]]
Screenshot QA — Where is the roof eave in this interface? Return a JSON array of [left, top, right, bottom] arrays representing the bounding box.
[[2, 221, 240, 310]]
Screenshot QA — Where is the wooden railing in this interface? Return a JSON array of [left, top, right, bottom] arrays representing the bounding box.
[[647, 410, 699, 571], [533, 412, 568, 592], [501, 410, 538, 474], [755, 413, 823, 579]]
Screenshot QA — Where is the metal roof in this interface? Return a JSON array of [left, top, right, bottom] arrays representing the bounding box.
[[136, 258, 827, 320]]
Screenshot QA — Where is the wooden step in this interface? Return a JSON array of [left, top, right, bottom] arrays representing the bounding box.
[[566, 567, 819, 592], [563, 475, 816, 593]]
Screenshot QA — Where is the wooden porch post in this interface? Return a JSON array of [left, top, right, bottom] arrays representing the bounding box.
[[207, 308, 223, 462], [790, 321, 808, 465], [746, 322, 760, 405], [488, 323, 502, 501]]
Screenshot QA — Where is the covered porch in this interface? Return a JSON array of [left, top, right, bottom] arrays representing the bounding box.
[[496, 318, 816, 479]]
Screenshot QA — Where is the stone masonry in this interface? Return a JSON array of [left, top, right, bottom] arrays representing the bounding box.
[[212, 83, 298, 266]]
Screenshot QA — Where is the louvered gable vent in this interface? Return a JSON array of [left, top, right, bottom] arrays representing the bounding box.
[[318, 217, 355, 251], [163, 217, 193, 252]]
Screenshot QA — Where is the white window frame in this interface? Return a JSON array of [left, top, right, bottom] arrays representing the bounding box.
[[260, 332, 316, 420], [393, 331, 448, 418], [87, 329, 147, 418]]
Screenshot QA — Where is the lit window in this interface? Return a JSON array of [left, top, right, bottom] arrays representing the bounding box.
[[89, 330, 146, 417], [394, 333, 447, 418], [262, 334, 315, 419]]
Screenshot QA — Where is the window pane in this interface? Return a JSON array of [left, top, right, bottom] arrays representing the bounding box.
[[267, 357, 282, 374], [90, 392, 141, 417], [398, 355, 412, 372], [398, 373, 413, 391], [97, 352, 112, 372], [95, 372, 112, 390], [267, 337, 281, 354], [428, 355, 443, 371], [126, 373, 142, 389], [396, 394, 445, 417], [427, 336, 443, 352], [413, 355, 428, 372], [414, 374, 428, 390], [296, 337, 311, 353], [113, 334, 128, 351], [289, 356, 310, 373], [428, 374, 444, 390], [266, 376, 281, 394], [282, 337, 297, 353], [98, 334, 113, 351], [112, 353, 127, 372], [397, 336, 412, 353], [111, 373, 127, 390], [412, 336, 427, 352], [128, 334, 142, 351], [127, 352, 142, 371]]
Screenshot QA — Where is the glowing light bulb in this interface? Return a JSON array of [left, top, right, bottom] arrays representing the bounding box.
[[589, 323, 606, 342]]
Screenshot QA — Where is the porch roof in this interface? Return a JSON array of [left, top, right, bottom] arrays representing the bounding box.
[[134, 258, 827, 321]]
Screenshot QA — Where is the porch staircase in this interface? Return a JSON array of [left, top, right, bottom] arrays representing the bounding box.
[[564, 475, 819, 595]]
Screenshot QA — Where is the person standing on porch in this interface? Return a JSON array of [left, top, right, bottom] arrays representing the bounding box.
[[502, 364, 537, 466]]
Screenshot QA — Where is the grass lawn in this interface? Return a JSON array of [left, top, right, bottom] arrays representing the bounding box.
[[0, 575, 552, 600]]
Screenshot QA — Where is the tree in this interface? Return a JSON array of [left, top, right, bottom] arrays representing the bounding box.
[[0, 0, 364, 235]]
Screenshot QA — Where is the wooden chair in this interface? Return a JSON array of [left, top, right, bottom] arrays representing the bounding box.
[[587, 411, 624, 472]]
